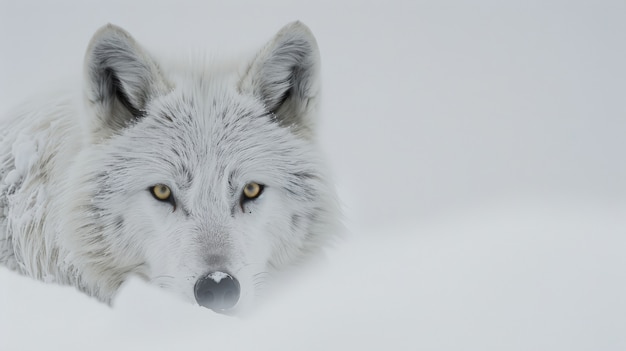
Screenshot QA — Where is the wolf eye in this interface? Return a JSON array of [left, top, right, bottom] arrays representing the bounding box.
[[150, 184, 176, 210], [152, 184, 171, 200], [242, 182, 264, 200]]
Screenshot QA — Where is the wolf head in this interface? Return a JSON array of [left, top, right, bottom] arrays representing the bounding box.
[[59, 22, 338, 312]]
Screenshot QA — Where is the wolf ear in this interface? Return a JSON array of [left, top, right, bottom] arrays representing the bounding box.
[[84, 24, 167, 136], [239, 21, 321, 137]]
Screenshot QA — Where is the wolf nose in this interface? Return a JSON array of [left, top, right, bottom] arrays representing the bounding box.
[[194, 272, 240, 311]]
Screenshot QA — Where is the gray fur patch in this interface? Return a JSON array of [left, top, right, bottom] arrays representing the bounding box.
[[85, 24, 169, 137], [239, 21, 320, 138]]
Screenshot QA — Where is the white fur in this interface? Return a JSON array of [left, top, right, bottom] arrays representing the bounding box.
[[0, 22, 340, 312]]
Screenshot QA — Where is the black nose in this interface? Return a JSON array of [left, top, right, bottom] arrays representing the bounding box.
[[194, 272, 240, 311]]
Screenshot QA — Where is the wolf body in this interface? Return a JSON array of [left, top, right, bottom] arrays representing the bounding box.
[[0, 22, 339, 312]]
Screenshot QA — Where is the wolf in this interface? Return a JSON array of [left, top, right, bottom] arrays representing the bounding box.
[[0, 21, 339, 313]]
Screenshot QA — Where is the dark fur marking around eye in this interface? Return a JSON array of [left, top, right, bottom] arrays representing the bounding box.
[[239, 183, 265, 212], [149, 185, 177, 211], [227, 171, 236, 197]]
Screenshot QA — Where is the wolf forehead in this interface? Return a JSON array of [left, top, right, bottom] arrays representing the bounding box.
[[124, 84, 318, 173], [144, 80, 294, 152]]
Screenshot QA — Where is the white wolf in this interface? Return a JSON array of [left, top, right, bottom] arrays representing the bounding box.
[[0, 22, 339, 312]]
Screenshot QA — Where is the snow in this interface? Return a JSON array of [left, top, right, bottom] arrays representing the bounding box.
[[207, 271, 229, 283], [4, 133, 38, 186], [1, 1, 625, 350]]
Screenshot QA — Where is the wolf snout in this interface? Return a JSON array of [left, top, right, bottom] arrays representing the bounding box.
[[194, 271, 240, 311]]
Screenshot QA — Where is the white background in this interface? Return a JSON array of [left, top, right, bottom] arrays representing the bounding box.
[[1, 1, 625, 350]]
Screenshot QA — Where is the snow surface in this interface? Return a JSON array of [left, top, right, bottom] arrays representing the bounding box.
[[1, 1, 625, 350]]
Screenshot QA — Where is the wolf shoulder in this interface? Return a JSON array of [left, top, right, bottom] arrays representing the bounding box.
[[0, 91, 85, 249]]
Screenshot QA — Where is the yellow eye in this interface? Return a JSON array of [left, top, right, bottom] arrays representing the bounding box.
[[243, 182, 263, 199], [151, 184, 171, 201]]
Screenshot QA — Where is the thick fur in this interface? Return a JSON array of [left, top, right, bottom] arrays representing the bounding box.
[[0, 22, 339, 310]]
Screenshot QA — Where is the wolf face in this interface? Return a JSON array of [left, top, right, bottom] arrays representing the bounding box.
[[54, 22, 338, 312]]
